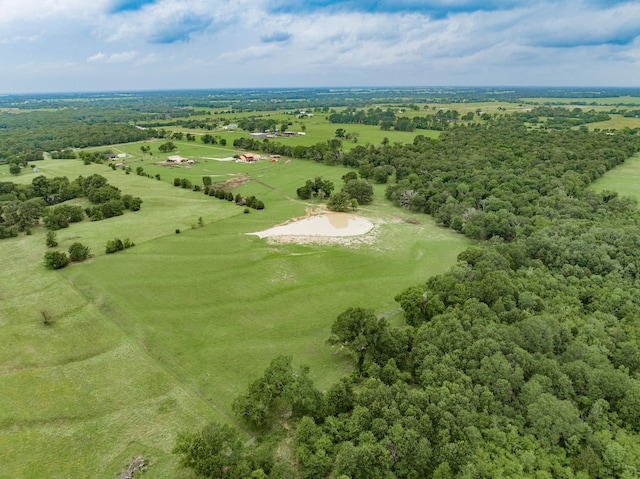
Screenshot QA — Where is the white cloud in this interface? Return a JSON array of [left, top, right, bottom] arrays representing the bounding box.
[[108, 51, 137, 62], [1, 0, 640, 92], [87, 52, 106, 62], [87, 51, 137, 63], [0, 0, 107, 25]]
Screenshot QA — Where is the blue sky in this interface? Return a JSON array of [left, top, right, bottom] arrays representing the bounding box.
[[0, 0, 638, 93]]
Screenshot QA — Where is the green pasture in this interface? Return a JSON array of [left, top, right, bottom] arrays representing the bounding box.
[[585, 114, 640, 131], [0, 158, 472, 478], [520, 96, 640, 106], [590, 152, 640, 200]]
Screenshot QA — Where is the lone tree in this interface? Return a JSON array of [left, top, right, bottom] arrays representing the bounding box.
[[342, 179, 374, 204], [9, 163, 21, 175], [327, 191, 352, 212]]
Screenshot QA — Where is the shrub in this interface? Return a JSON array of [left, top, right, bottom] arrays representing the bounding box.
[[174, 177, 181, 187], [246, 196, 265, 210], [87, 208, 104, 221], [105, 237, 134, 254], [44, 213, 69, 230], [0, 226, 18, 239], [57, 204, 84, 223], [44, 250, 69, 269], [327, 191, 351, 212], [129, 197, 142, 211], [46, 231, 58, 247], [100, 199, 125, 218], [121, 194, 133, 209], [68, 242, 91, 262], [106, 239, 122, 254]]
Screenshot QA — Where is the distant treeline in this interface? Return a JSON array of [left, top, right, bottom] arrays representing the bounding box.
[[3, 87, 640, 117], [0, 108, 156, 162], [328, 107, 465, 131], [329, 106, 612, 131]]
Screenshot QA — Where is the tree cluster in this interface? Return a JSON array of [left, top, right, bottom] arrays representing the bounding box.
[[158, 141, 177, 153], [0, 173, 142, 239], [514, 107, 611, 129], [81, 174, 142, 221], [328, 107, 462, 131], [296, 177, 335, 200]]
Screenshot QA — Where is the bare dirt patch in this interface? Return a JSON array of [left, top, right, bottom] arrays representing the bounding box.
[[249, 210, 378, 246], [211, 174, 252, 191]]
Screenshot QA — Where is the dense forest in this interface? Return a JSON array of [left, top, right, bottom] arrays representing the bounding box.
[[176, 117, 640, 478], [0, 108, 157, 161]]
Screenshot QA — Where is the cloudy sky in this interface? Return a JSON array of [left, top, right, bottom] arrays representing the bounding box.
[[0, 0, 639, 93]]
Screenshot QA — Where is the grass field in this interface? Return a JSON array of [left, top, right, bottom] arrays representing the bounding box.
[[519, 96, 640, 106], [590, 152, 640, 199], [0, 157, 473, 478], [584, 114, 640, 131]]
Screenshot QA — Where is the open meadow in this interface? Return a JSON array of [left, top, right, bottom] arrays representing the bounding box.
[[0, 153, 473, 478], [590, 151, 640, 199], [585, 114, 640, 131]]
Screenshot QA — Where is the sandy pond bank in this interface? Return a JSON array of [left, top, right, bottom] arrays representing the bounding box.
[[249, 213, 375, 244]]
